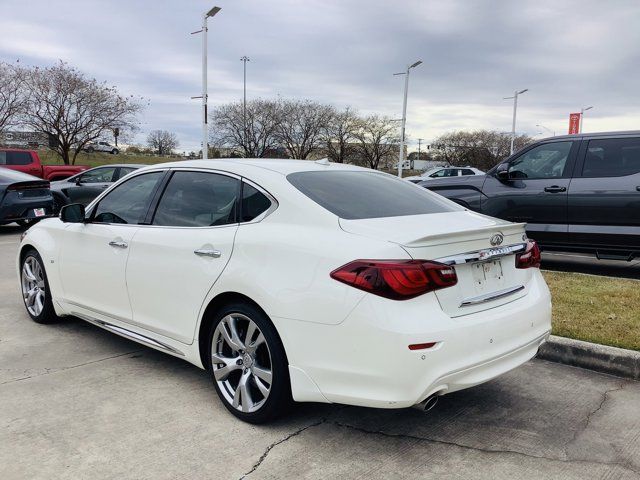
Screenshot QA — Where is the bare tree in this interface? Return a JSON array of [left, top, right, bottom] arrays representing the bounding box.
[[147, 130, 179, 155], [21, 61, 143, 164], [320, 106, 359, 163], [210, 98, 280, 158], [0, 62, 26, 134], [352, 115, 400, 170], [430, 130, 533, 170], [275, 99, 333, 159]]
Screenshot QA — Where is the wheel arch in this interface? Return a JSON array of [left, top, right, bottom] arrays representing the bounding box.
[[197, 291, 289, 371]]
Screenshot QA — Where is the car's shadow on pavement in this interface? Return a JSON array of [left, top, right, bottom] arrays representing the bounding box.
[[0, 223, 27, 236]]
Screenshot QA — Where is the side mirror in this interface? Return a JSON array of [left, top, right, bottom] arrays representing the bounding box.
[[495, 163, 511, 181], [60, 204, 85, 223]]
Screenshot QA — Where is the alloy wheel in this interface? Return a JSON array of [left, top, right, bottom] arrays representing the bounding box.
[[21, 256, 46, 317], [211, 313, 273, 413]]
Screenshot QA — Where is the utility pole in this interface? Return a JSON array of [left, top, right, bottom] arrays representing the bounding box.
[[417, 138, 423, 161], [240, 56, 250, 155], [191, 6, 221, 160]]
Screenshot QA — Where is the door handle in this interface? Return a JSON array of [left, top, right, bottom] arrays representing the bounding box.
[[544, 186, 566, 193], [194, 249, 221, 258], [636, 186, 640, 192], [109, 241, 128, 249]]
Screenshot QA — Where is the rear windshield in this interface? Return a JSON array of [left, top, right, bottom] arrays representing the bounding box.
[[287, 170, 460, 219]]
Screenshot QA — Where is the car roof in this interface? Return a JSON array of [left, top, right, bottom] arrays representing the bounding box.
[[536, 130, 640, 142], [88, 164, 145, 169], [136, 158, 368, 176]]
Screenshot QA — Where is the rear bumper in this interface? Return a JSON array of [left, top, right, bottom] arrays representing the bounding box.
[[0, 196, 54, 223], [278, 270, 552, 408]]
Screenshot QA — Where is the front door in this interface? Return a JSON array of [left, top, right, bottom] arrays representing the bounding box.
[[125, 170, 240, 343], [58, 171, 165, 320], [66, 166, 118, 205], [481, 140, 579, 246]]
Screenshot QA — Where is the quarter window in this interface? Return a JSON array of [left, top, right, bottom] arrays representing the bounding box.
[[241, 183, 272, 222], [152, 171, 239, 227], [509, 142, 573, 179], [582, 138, 640, 177], [93, 172, 163, 224]]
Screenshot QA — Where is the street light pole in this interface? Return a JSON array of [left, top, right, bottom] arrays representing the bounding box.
[[192, 6, 221, 160], [579, 106, 593, 133], [417, 138, 423, 161], [395, 60, 422, 178], [240, 56, 250, 156], [504, 88, 528, 155]]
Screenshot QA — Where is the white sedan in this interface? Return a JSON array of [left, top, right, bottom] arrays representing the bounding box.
[[17, 159, 551, 423]]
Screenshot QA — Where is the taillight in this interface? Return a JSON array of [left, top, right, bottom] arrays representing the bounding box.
[[330, 260, 458, 300], [515, 240, 541, 269]]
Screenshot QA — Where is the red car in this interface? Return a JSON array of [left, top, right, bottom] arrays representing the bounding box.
[[0, 149, 87, 181]]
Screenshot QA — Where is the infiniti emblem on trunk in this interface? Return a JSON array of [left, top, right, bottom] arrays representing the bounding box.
[[490, 233, 504, 246]]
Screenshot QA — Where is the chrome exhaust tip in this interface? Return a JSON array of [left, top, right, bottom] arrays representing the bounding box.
[[412, 394, 439, 412]]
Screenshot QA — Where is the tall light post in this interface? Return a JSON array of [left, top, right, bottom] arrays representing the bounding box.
[[536, 124, 555, 136], [394, 60, 422, 178], [504, 88, 528, 155], [417, 138, 423, 161], [240, 56, 250, 155], [580, 106, 593, 133], [191, 6, 221, 160]]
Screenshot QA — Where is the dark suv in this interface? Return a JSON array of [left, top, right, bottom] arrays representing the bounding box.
[[420, 131, 640, 260]]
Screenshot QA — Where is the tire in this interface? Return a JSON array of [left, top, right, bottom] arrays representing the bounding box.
[[206, 302, 291, 424], [20, 249, 59, 324], [111, 149, 119, 155]]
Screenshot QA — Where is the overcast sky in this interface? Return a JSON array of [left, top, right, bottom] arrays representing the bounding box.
[[1, 0, 639, 151]]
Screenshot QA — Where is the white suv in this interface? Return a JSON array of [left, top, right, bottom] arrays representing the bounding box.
[[85, 141, 119, 155]]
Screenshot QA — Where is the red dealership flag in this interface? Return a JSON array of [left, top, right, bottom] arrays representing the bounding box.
[[568, 113, 581, 134]]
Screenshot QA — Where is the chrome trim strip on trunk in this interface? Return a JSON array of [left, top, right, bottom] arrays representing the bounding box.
[[460, 285, 525, 307], [72, 312, 185, 356], [436, 243, 527, 266]]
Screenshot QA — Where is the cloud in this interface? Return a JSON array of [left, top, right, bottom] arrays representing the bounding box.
[[1, 0, 639, 150]]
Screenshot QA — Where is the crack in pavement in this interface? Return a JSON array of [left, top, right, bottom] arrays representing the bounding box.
[[238, 418, 328, 480], [0, 350, 142, 385], [239, 417, 640, 478], [563, 379, 629, 456]]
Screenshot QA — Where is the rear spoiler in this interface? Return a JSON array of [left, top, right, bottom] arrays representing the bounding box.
[[402, 222, 527, 248]]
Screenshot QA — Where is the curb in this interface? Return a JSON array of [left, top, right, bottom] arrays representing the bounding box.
[[537, 335, 640, 380]]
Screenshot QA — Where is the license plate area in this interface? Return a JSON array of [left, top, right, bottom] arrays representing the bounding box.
[[471, 260, 505, 293]]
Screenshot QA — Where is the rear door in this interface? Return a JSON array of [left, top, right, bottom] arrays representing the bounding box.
[[125, 170, 240, 343], [481, 140, 579, 246], [568, 136, 640, 250]]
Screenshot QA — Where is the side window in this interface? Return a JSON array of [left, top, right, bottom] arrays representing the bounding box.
[[93, 172, 163, 224], [241, 183, 272, 222], [79, 167, 117, 183], [152, 171, 239, 227], [429, 169, 446, 178], [582, 138, 640, 177], [509, 141, 573, 179], [6, 151, 32, 165], [0, 152, 6, 165], [462, 169, 475, 175]]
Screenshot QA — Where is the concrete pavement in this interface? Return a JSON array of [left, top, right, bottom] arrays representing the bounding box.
[[1, 224, 639, 480]]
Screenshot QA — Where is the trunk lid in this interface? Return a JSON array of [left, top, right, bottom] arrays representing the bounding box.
[[340, 211, 532, 317]]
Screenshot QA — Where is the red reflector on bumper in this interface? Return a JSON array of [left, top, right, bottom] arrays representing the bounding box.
[[408, 342, 437, 351]]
